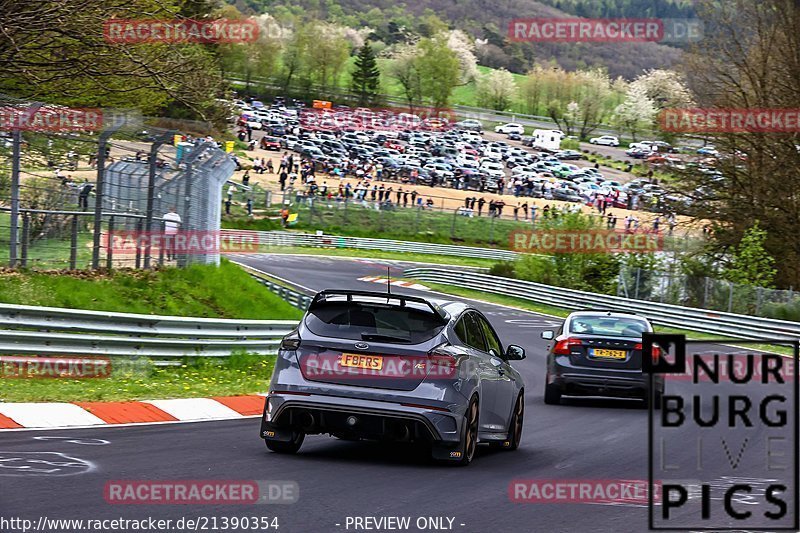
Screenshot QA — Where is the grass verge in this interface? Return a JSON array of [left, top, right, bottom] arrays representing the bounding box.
[[253, 247, 497, 268], [422, 282, 794, 356], [1, 352, 275, 403], [0, 259, 303, 319], [0, 260, 301, 402]]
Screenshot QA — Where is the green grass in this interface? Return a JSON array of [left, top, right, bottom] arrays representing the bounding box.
[[0, 259, 303, 319], [0, 260, 302, 402], [421, 281, 794, 356], [254, 246, 498, 268], [1, 352, 276, 402], [223, 203, 530, 249]]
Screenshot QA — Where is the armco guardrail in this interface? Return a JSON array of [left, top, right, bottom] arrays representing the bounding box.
[[0, 303, 297, 357], [222, 230, 519, 262], [233, 260, 314, 310], [404, 268, 800, 341]]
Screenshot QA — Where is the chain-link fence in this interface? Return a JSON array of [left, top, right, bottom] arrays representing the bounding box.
[[0, 94, 236, 270], [618, 265, 799, 319]]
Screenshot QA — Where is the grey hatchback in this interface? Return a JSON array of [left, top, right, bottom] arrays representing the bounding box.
[[260, 290, 526, 465]]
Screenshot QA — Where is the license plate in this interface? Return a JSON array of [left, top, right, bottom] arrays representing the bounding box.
[[591, 348, 627, 359], [340, 353, 383, 370]]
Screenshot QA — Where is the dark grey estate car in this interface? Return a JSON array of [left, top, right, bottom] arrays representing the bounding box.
[[541, 311, 665, 408], [260, 290, 526, 465]]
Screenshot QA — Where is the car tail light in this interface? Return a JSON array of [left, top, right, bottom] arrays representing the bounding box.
[[280, 331, 301, 350], [553, 338, 582, 355], [634, 343, 662, 362], [428, 344, 457, 369]]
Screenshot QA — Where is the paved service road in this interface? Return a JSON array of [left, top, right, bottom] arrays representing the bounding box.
[[2, 255, 795, 532]]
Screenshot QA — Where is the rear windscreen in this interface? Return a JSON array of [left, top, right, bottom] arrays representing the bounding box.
[[568, 315, 651, 337], [305, 302, 445, 344]]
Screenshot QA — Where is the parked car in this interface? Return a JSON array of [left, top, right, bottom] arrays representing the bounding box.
[[454, 119, 484, 132], [554, 150, 582, 160], [494, 123, 525, 135], [589, 135, 620, 147], [259, 136, 281, 151]]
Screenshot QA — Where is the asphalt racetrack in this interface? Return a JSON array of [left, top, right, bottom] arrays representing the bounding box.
[[1, 254, 796, 533]]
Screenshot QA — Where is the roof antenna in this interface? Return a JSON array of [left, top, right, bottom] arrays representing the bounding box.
[[386, 266, 391, 296]]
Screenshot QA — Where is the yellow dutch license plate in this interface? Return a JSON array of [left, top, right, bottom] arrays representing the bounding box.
[[340, 353, 384, 370], [592, 348, 627, 359]]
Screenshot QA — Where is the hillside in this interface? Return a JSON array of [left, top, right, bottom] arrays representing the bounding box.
[[236, 0, 684, 79]]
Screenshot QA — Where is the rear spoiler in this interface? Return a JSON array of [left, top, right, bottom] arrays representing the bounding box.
[[310, 290, 448, 322]]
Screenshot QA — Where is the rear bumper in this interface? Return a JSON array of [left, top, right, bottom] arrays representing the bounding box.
[[260, 393, 462, 445], [549, 356, 663, 399]]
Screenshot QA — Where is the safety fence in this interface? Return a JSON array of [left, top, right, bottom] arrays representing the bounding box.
[[0, 302, 297, 357], [403, 267, 800, 341], [220, 229, 519, 261]]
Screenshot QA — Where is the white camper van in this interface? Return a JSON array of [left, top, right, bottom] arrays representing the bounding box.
[[531, 129, 562, 152]]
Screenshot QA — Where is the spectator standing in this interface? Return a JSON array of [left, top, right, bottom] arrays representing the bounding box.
[[162, 206, 182, 261]]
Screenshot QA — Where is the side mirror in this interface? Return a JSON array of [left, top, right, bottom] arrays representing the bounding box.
[[506, 344, 526, 360], [540, 330, 554, 340]]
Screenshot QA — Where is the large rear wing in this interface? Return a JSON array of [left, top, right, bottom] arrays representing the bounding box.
[[309, 290, 448, 322]]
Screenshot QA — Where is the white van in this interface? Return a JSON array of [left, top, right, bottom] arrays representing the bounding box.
[[531, 130, 562, 152]]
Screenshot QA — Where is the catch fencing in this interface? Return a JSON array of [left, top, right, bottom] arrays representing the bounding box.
[[404, 267, 800, 341], [221, 229, 519, 261], [0, 93, 236, 269]]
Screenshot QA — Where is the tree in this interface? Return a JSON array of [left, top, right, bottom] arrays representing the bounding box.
[[281, 23, 312, 92], [446, 30, 479, 85], [415, 35, 461, 109], [390, 43, 423, 111], [306, 22, 351, 89], [612, 83, 656, 141], [351, 42, 381, 106], [217, 11, 283, 92], [475, 68, 517, 111], [0, 0, 225, 120], [677, 0, 800, 287], [573, 69, 613, 138], [723, 222, 777, 287]]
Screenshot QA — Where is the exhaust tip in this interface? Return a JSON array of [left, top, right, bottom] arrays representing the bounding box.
[[298, 412, 315, 431]]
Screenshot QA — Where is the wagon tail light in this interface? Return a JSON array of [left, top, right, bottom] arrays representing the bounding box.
[[553, 338, 582, 355], [280, 331, 301, 350], [634, 343, 662, 362]]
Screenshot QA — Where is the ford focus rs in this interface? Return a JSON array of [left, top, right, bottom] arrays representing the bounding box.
[[260, 290, 526, 465], [541, 311, 664, 408]]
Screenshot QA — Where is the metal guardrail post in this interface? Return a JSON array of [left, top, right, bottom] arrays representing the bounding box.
[[9, 130, 22, 267], [134, 218, 143, 269], [106, 216, 115, 270], [20, 214, 29, 268], [69, 215, 79, 270], [143, 137, 166, 269], [157, 220, 165, 267]]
